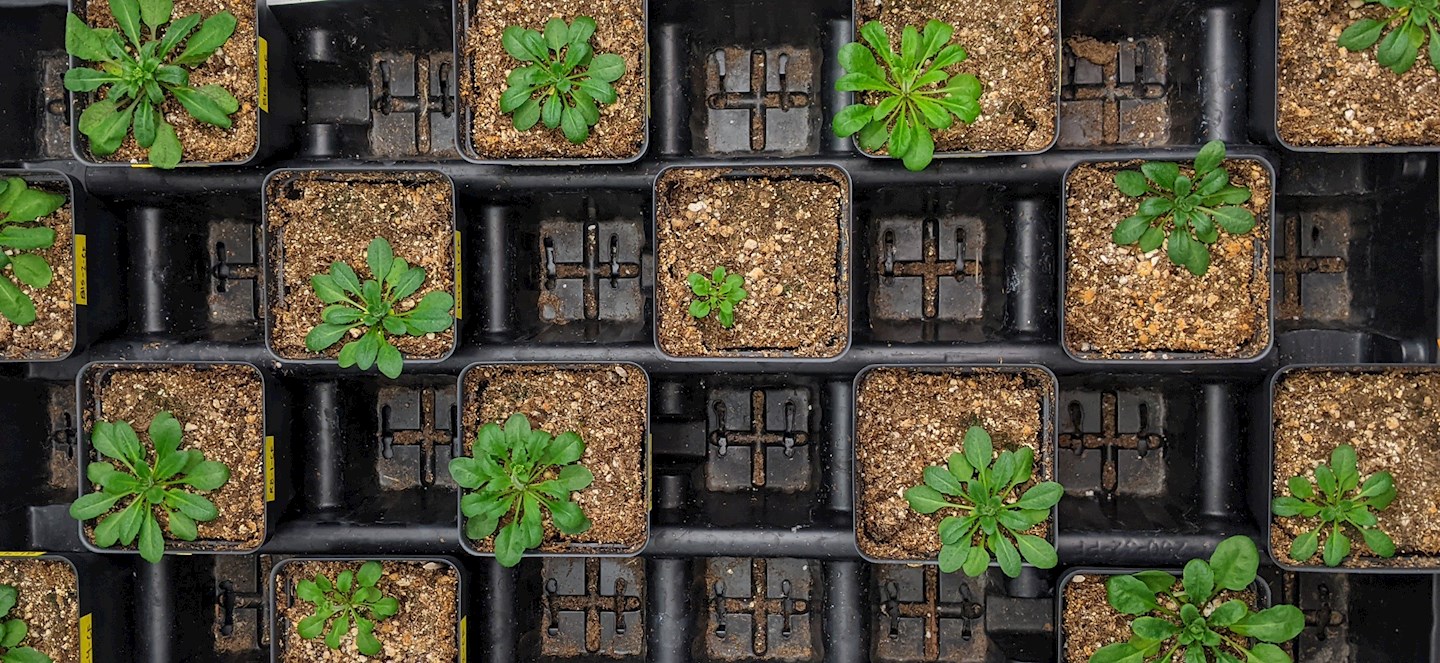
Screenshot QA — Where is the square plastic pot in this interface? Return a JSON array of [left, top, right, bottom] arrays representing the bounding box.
[[74, 360, 292, 558]]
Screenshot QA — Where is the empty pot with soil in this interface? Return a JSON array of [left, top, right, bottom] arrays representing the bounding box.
[[1269, 365, 1440, 571], [0, 171, 77, 362], [1275, 0, 1440, 149], [455, 0, 648, 163], [65, 0, 297, 167], [270, 557, 464, 662], [73, 361, 279, 561], [853, 365, 1059, 576], [1062, 145, 1275, 360], [451, 363, 650, 566], [0, 556, 82, 663], [264, 169, 459, 379], [654, 165, 852, 359]]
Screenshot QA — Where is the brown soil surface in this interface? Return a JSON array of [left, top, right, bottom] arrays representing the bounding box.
[[0, 181, 73, 360], [460, 0, 646, 160], [266, 171, 455, 361], [275, 559, 459, 663], [79, 0, 259, 164], [1062, 573, 1256, 662], [462, 364, 648, 553], [856, 0, 1057, 154], [85, 363, 266, 550], [855, 368, 1054, 560], [0, 559, 79, 663], [655, 167, 849, 358], [1064, 159, 1272, 358], [1278, 0, 1440, 147], [1271, 368, 1440, 568]]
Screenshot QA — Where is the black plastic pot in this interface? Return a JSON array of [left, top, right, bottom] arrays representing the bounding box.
[[454, 361, 653, 560], [0, 168, 122, 363], [1058, 149, 1279, 364], [65, 0, 300, 167], [651, 163, 854, 360], [851, 364, 1060, 570], [453, 0, 651, 165], [1055, 566, 1274, 663], [74, 360, 292, 558], [261, 168, 463, 371], [1263, 363, 1440, 573], [268, 555, 469, 662], [845, 0, 1062, 160]]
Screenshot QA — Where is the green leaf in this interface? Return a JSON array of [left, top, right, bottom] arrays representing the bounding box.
[[297, 612, 327, 640], [371, 596, 399, 619], [992, 535, 1021, 577], [325, 612, 348, 649], [562, 41, 592, 72], [67, 15, 116, 64], [1013, 534, 1057, 569], [838, 41, 882, 79], [0, 225, 56, 251], [110, 0, 142, 46], [1167, 227, 1195, 270], [1358, 471, 1393, 500], [1194, 140, 1226, 175], [938, 542, 967, 573], [1315, 464, 1338, 499], [1089, 642, 1145, 663], [1287, 475, 1314, 500], [305, 323, 353, 352], [1339, 18, 1387, 51], [173, 11, 236, 66], [1131, 615, 1179, 640], [158, 13, 201, 57], [194, 84, 239, 115], [170, 85, 233, 129], [1138, 197, 1173, 217], [1115, 170, 1149, 197], [69, 491, 121, 520], [6, 647, 53, 663], [167, 490, 218, 520], [922, 465, 965, 496], [1431, 25, 1440, 73], [961, 426, 992, 472], [569, 16, 596, 46], [376, 341, 403, 379], [182, 460, 230, 491], [1, 618, 25, 648], [1136, 226, 1164, 252], [146, 122, 182, 169], [1246, 643, 1293, 663], [1272, 496, 1306, 518], [1330, 445, 1360, 491], [901, 124, 935, 171], [1106, 574, 1160, 615], [549, 498, 592, 534], [961, 544, 989, 577], [148, 410, 182, 460], [495, 521, 526, 567], [1232, 605, 1305, 643], [1377, 24, 1419, 74], [1360, 526, 1396, 557], [1133, 570, 1176, 593], [543, 17, 568, 52], [168, 510, 197, 541], [362, 239, 393, 284], [1290, 529, 1319, 561], [540, 431, 585, 466], [1209, 535, 1259, 590], [1182, 558, 1215, 605], [356, 618, 381, 656], [556, 464, 594, 491], [1014, 482, 1063, 510], [1141, 162, 1181, 190], [1210, 599, 1248, 627], [403, 291, 455, 333], [1113, 215, 1151, 245], [502, 26, 539, 62], [1211, 206, 1256, 235], [63, 67, 120, 92], [130, 98, 159, 149], [588, 53, 626, 83], [1184, 239, 1211, 276], [1323, 527, 1351, 566], [9, 255, 53, 289], [834, 103, 875, 137], [138, 513, 164, 563], [560, 103, 588, 143], [358, 561, 383, 587], [904, 485, 953, 514], [139, 0, 172, 30]]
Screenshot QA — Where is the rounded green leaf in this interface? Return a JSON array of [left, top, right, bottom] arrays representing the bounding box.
[[0, 226, 57, 251], [901, 125, 935, 171], [148, 121, 182, 169], [1290, 529, 1319, 561], [9, 254, 53, 289], [297, 612, 328, 640], [1211, 206, 1256, 235], [138, 513, 164, 563], [1323, 527, 1351, 566], [1166, 226, 1195, 269], [1182, 558, 1215, 605], [938, 516, 970, 545], [1014, 482, 1063, 510], [1115, 170, 1149, 197], [1360, 526, 1396, 557], [991, 535, 1021, 577], [1232, 604, 1305, 643], [1339, 18, 1387, 51], [560, 104, 588, 143], [371, 596, 399, 619], [548, 498, 592, 534], [173, 11, 237, 66], [494, 521, 526, 567], [66, 13, 113, 62], [904, 485, 953, 514], [1137, 226, 1165, 252], [183, 460, 230, 491], [167, 490, 218, 520], [588, 53, 626, 83], [1089, 642, 1145, 663], [1209, 535, 1259, 590], [1209, 599, 1248, 627], [938, 542, 968, 573], [1287, 475, 1315, 500], [1013, 533, 1057, 569], [961, 545, 989, 577], [923, 465, 965, 496], [376, 341, 403, 379], [556, 464, 594, 492], [1106, 574, 1160, 615], [1193, 140, 1226, 174], [1112, 214, 1151, 245], [833, 103, 875, 137], [168, 510, 198, 541], [1271, 496, 1306, 518], [1358, 472, 1394, 501], [305, 323, 353, 352], [69, 491, 121, 520], [1131, 615, 1179, 640], [961, 426, 992, 472]]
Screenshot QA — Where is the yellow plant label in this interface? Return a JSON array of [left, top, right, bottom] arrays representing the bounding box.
[[0, 552, 45, 557], [80, 613, 93, 663], [265, 436, 276, 502], [454, 231, 463, 320], [259, 38, 270, 113], [459, 616, 468, 660], [75, 234, 88, 305]]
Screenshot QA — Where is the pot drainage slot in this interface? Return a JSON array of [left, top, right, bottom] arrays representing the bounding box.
[[538, 205, 645, 329], [209, 219, 261, 328], [875, 565, 988, 662], [1058, 391, 1167, 499], [369, 51, 457, 159], [706, 388, 812, 492], [212, 555, 271, 653], [703, 47, 816, 155], [704, 558, 816, 661], [376, 385, 459, 490], [1060, 37, 1171, 147], [1276, 211, 1350, 321], [874, 216, 984, 322], [540, 557, 645, 658]]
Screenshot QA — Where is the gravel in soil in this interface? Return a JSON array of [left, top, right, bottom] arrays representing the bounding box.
[[275, 560, 459, 663], [79, 0, 259, 164], [462, 364, 648, 554], [0, 560, 79, 663], [655, 167, 849, 358], [855, 368, 1053, 561], [1272, 369, 1440, 569], [460, 0, 646, 160], [0, 182, 73, 360], [86, 363, 266, 550], [856, 0, 1057, 154], [266, 171, 455, 361], [1064, 159, 1272, 358], [1278, 0, 1440, 147], [1062, 573, 1256, 663]]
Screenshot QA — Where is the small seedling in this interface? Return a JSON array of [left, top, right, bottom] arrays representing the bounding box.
[[1089, 536, 1305, 663], [0, 178, 66, 326], [64, 0, 240, 168], [903, 425, 1063, 578], [448, 413, 594, 568], [295, 561, 399, 657], [1338, 0, 1440, 75], [68, 411, 231, 564], [833, 20, 983, 171], [1273, 444, 1397, 567], [305, 237, 455, 380], [499, 16, 627, 143], [1111, 140, 1256, 277], [686, 267, 747, 329], [0, 585, 52, 663]]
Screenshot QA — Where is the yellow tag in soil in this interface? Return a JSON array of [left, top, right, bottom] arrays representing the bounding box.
[[259, 38, 270, 113], [265, 436, 276, 502], [459, 615, 468, 660], [0, 552, 46, 557], [80, 613, 93, 663], [454, 231, 463, 320], [75, 233, 88, 305]]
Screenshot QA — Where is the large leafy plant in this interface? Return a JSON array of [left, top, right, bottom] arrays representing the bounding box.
[[499, 16, 627, 144], [448, 413, 594, 568], [64, 0, 240, 168], [1089, 536, 1305, 663], [687, 267, 747, 329], [1111, 141, 1256, 277], [1338, 0, 1440, 75], [305, 237, 456, 380], [0, 178, 66, 326], [0, 585, 52, 663], [68, 411, 232, 564], [295, 561, 399, 657], [1272, 444, 1397, 567], [833, 20, 983, 171], [903, 425, 1063, 578]]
